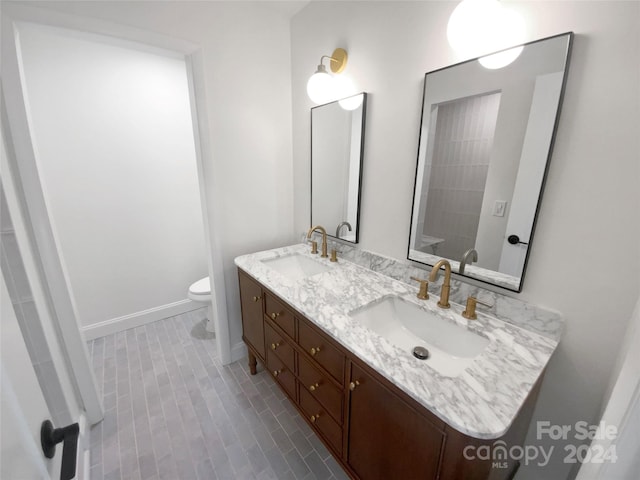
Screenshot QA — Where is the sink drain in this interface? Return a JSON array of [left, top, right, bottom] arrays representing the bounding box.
[[412, 346, 430, 360]]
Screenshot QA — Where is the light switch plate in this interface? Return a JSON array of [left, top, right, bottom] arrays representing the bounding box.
[[493, 200, 507, 217]]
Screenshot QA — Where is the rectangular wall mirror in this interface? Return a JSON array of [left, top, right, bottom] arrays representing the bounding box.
[[408, 33, 573, 291], [311, 92, 367, 243]]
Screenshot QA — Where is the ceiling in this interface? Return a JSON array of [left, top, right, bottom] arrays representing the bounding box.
[[261, 0, 312, 19]]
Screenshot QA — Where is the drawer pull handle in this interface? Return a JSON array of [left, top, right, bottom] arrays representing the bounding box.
[[252, 296, 261, 302], [270, 312, 280, 320], [273, 369, 283, 377], [270, 342, 281, 350], [310, 347, 321, 356], [309, 383, 319, 392], [349, 380, 360, 391], [310, 413, 321, 423]]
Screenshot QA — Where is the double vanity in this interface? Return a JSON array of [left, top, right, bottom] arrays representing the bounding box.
[[238, 29, 573, 480], [235, 241, 562, 479]]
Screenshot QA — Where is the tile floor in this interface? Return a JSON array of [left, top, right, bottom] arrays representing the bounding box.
[[87, 308, 350, 480]]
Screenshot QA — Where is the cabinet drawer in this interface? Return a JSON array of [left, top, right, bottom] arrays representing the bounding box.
[[299, 387, 342, 455], [264, 294, 296, 339], [266, 351, 296, 401], [299, 320, 345, 384], [265, 321, 295, 373], [298, 354, 343, 424]]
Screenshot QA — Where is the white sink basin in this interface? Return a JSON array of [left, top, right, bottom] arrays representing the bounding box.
[[261, 253, 330, 281], [349, 296, 489, 377]]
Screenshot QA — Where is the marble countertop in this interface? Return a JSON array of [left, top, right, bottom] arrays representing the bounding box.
[[235, 243, 561, 439]]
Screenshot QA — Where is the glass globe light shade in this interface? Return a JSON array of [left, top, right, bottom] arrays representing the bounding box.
[[478, 8, 525, 68], [307, 68, 336, 105], [479, 46, 524, 69], [333, 75, 355, 99], [447, 0, 525, 63], [339, 94, 364, 111], [447, 0, 502, 58], [333, 75, 361, 109]]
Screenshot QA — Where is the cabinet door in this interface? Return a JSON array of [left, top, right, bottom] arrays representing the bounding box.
[[238, 271, 265, 360], [347, 364, 444, 480]]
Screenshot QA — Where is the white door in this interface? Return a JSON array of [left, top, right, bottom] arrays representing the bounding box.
[[576, 297, 640, 478], [498, 72, 564, 276], [0, 273, 61, 479], [2, 9, 103, 425]]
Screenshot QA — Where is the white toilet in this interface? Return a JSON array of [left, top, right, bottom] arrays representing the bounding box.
[[188, 277, 215, 333]]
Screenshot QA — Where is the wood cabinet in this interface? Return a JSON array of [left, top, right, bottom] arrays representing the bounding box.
[[237, 268, 540, 480], [238, 271, 264, 372], [347, 363, 444, 480]]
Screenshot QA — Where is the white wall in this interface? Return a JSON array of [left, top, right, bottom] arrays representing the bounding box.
[[21, 1, 295, 355], [17, 22, 207, 329], [291, 2, 640, 478]]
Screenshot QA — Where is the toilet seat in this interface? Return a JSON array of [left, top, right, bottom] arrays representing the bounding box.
[[188, 276, 215, 334], [188, 277, 211, 301]]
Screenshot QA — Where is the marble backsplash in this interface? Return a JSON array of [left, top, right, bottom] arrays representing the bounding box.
[[304, 233, 564, 341]]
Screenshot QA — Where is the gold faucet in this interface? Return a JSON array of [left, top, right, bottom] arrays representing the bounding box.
[[428, 259, 451, 309], [307, 225, 328, 258]]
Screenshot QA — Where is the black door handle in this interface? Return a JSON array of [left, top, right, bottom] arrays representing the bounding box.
[[41, 420, 79, 480], [507, 235, 528, 246]]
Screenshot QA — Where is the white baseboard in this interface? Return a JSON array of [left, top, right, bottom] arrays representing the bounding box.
[[81, 299, 203, 340], [230, 341, 248, 364]]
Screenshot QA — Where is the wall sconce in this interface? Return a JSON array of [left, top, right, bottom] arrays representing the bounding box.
[[306, 48, 348, 104], [447, 0, 525, 68], [338, 92, 364, 111]]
